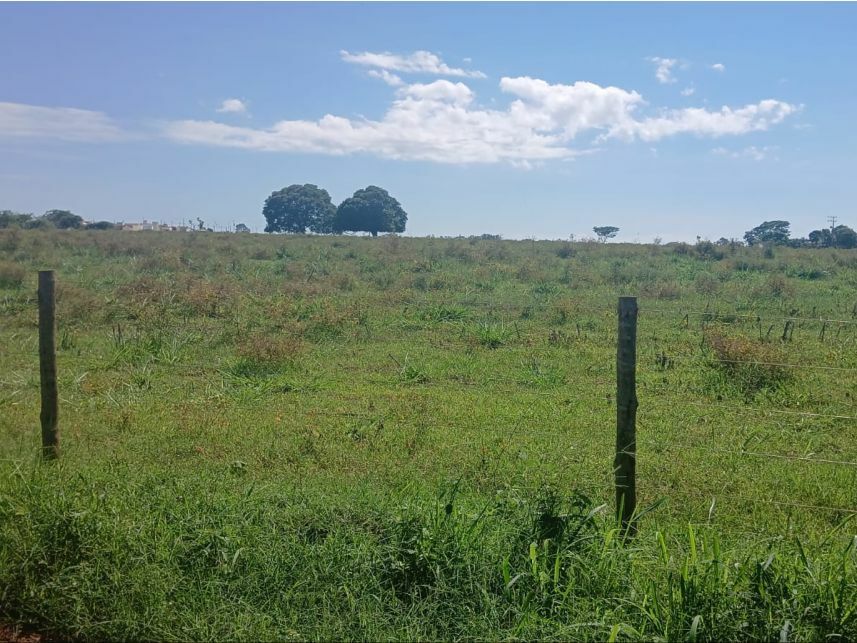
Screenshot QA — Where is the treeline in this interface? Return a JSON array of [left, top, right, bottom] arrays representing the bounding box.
[[0, 210, 116, 230], [263, 184, 407, 237], [742, 220, 857, 249]]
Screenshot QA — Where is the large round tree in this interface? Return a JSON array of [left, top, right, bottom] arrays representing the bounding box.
[[43, 209, 84, 229], [263, 184, 336, 234], [334, 186, 407, 237]]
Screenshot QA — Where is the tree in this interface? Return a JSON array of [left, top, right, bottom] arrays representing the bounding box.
[[808, 228, 832, 247], [744, 220, 790, 246], [85, 221, 116, 230], [832, 225, 857, 249], [43, 209, 83, 229], [811, 225, 857, 249], [0, 210, 33, 228], [334, 186, 407, 237], [24, 218, 51, 229], [235, 223, 250, 233], [592, 226, 619, 243], [263, 184, 336, 234]]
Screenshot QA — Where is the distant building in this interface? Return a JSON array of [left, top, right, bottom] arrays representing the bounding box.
[[120, 220, 189, 232]]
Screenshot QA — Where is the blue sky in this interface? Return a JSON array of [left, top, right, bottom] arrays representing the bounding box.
[[1, 2, 855, 241]]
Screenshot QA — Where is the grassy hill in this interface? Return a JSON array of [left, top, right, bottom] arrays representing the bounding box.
[[1, 228, 856, 640]]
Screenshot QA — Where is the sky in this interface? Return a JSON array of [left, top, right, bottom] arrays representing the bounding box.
[[1, 2, 856, 241]]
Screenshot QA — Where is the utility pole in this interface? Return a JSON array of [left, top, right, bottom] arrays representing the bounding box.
[[829, 216, 838, 246]]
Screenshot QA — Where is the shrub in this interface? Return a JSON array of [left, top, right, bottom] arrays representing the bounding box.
[[694, 273, 721, 295], [695, 240, 725, 261], [236, 333, 303, 366], [755, 274, 795, 299], [554, 242, 575, 258], [656, 281, 682, 300], [706, 329, 791, 397], [0, 261, 25, 289], [473, 321, 513, 349]]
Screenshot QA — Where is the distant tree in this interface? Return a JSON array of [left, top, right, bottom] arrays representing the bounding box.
[[196, 217, 205, 231], [43, 209, 83, 229], [806, 225, 856, 249], [24, 218, 51, 229], [744, 220, 790, 246], [715, 237, 731, 246], [235, 223, 251, 233], [808, 228, 832, 247], [592, 226, 619, 243], [334, 186, 407, 237], [832, 225, 857, 249], [263, 184, 336, 234], [0, 210, 33, 228], [85, 221, 116, 230]]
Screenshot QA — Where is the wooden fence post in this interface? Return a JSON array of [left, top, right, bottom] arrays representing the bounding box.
[[38, 270, 59, 459], [615, 296, 638, 535]]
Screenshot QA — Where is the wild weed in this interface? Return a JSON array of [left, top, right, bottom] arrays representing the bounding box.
[[705, 329, 791, 398]]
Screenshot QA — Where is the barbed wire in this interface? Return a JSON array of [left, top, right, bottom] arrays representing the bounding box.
[[640, 307, 857, 325], [665, 493, 857, 517], [661, 400, 857, 422], [639, 437, 857, 468], [708, 494, 857, 515], [644, 355, 857, 372]]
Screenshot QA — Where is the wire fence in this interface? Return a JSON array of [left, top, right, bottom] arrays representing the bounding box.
[[19, 278, 857, 530]]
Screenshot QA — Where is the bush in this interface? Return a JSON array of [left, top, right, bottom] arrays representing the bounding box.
[[554, 242, 575, 258], [706, 329, 791, 397], [0, 261, 25, 289], [236, 333, 303, 366]]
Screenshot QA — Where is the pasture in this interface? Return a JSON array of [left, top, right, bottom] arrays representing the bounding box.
[[1, 228, 856, 640]]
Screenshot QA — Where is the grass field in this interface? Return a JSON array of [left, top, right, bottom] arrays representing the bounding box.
[[1, 228, 856, 641]]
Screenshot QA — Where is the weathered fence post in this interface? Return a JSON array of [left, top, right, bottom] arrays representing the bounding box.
[[38, 270, 59, 459], [615, 296, 638, 535]]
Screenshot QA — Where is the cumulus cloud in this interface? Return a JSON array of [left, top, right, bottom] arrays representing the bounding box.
[[648, 57, 679, 84], [711, 63, 726, 72], [368, 69, 404, 87], [0, 102, 126, 142], [216, 98, 248, 114], [163, 76, 798, 165], [340, 49, 486, 78]]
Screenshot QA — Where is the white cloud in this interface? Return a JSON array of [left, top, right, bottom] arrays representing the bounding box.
[[163, 76, 798, 165], [648, 57, 679, 84], [368, 69, 404, 87], [612, 100, 800, 142], [711, 63, 726, 72], [712, 145, 778, 161], [0, 102, 125, 142], [681, 87, 695, 97], [216, 98, 248, 114], [340, 49, 486, 78]]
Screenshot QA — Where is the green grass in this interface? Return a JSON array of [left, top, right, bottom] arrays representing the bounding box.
[[1, 229, 856, 640]]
